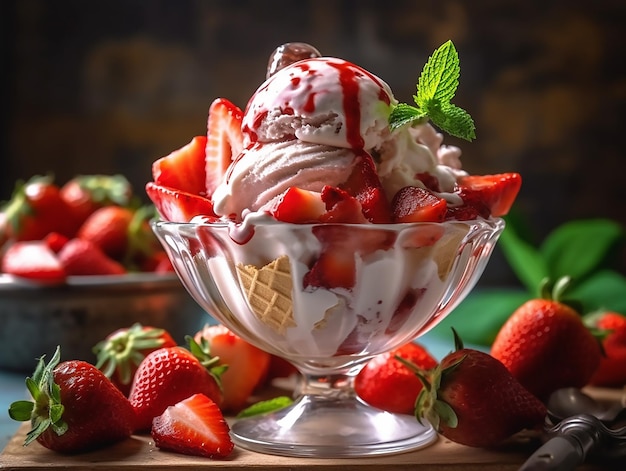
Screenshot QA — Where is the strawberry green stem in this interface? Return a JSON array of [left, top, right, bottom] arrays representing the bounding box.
[[8, 346, 68, 446]]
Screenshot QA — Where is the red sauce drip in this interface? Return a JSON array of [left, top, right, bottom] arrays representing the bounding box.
[[228, 221, 255, 245], [304, 90, 316, 113], [355, 67, 391, 106], [295, 62, 311, 73], [291, 77, 301, 87], [328, 61, 364, 150]]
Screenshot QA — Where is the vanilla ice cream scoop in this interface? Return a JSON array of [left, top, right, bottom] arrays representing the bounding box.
[[213, 45, 468, 220], [242, 57, 397, 151]]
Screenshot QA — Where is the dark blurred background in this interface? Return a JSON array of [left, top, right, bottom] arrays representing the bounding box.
[[1, 0, 625, 283]]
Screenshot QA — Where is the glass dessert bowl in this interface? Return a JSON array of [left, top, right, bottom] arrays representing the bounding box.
[[153, 217, 505, 457]]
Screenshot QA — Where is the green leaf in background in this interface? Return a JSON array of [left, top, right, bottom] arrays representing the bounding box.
[[540, 219, 624, 282], [569, 269, 626, 314], [498, 224, 548, 295], [430, 215, 626, 349], [428, 289, 531, 346]]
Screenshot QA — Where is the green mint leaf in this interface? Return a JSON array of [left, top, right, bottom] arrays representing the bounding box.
[[389, 40, 476, 141], [388, 103, 428, 132], [236, 396, 293, 418], [416, 39, 459, 106], [429, 103, 476, 141]]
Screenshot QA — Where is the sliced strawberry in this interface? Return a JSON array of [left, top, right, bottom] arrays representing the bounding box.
[[267, 187, 326, 223], [400, 224, 445, 249], [319, 186, 368, 224], [304, 223, 396, 290], [146, 182, 217, 223], [152, 136, 208, 196], [391, 186, 448, 223], [339, 153, 392, 223], [205, 98, 244, 196], [1, 240, 66, 283], [151, 393, 234, 458], [194, 324, 271, 412], [456, 173, 522, 218], [303, 248, 356, 290], [445, 203, 487, 221]]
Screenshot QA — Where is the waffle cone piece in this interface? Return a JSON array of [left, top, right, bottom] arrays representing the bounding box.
[[236, 255, 296, 335], [433, 224, 469, 281]]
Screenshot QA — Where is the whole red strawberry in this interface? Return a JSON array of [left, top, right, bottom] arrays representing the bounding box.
[[60, 174, 132, 234], [194, 324, 270, 412], [491, 277, 602, 399], [354, 341, 438, 414], [585, 311, 626, 387], [77, 205, 134, 260], [2, 175, 76, 241], [128, 339, 225, 431], [94, 323, 178, 396], [405, 331, 546, 448], [8, 347, 136, 453]]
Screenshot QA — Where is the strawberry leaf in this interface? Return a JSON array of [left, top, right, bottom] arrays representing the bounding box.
[[433, 399, 458, 428], [7, 400, 34, 421]]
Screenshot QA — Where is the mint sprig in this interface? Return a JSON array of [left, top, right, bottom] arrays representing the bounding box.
[[389, 40, 476, 141]]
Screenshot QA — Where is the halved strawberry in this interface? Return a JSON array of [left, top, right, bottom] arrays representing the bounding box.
[[152, 136, 208, 196], [1, 240, 66, 284], [339, 153, 392, 223], [267, 187, 326, 223], [194, 324, 271, 412], [146, 183, 217, 222], [151, 393, 234, 458], [58, 238, 126, 276], [456, 173, 522, 218], [205, 98, 244, 196], [391, 186, 448, 223]]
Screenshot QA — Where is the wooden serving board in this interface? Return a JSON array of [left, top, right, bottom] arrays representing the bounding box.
[[1, 387, 622, 470], [0, 423, 614, 471], [0, 423, 531, 471]]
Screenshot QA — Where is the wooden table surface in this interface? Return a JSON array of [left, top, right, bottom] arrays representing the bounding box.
[[1, 387, 623, 470]]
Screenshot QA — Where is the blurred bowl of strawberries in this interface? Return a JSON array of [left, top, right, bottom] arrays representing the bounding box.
[[0, 174, 210, 371]]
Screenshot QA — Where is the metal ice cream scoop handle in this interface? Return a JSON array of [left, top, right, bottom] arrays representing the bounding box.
[[519, 413, 626, 470]]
